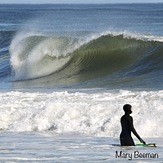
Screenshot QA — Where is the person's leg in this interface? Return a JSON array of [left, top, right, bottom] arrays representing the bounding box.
[[120, 136, 135, 146]]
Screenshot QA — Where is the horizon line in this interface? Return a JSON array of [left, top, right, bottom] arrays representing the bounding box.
[[0, 2, 162, 4]]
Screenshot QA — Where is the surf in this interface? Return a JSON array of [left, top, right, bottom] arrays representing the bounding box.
[[9, 31, 163, 89]]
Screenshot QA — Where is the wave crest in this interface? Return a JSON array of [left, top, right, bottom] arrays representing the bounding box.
[[10, 32, 163, 88]]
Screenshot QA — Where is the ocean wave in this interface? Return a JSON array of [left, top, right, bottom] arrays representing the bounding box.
[[0, 90, 162, 137], [8, 31, 163, 88]]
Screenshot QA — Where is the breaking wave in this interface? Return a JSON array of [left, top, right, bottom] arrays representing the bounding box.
[[8, 31, 163, 88], [0, 90, 163, 138]]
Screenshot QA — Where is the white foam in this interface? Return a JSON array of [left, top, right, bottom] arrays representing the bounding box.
[[101, 30, 163, 42], [0, 90, 162, 138], [10, 33, 75, 80]]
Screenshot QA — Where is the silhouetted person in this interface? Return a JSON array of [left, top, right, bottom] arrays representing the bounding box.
[[120, 104, 146, 146]]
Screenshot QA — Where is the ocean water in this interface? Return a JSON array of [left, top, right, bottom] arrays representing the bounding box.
[[0, 3, 163, 162]]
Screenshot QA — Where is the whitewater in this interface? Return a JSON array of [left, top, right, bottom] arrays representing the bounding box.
[[0, 3, 163, 162], [0, 90, 163, 137]]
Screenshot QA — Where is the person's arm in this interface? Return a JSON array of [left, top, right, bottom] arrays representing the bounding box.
[[129, 116, 146, 144]]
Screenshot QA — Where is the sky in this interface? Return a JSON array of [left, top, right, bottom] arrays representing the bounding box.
[[0, 0, 162, 4]]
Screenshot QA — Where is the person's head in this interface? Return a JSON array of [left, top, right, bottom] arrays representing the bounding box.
[[123, 104, 132, 114]]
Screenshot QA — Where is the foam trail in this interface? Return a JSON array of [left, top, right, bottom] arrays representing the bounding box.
[[0, 90, 162, 138]]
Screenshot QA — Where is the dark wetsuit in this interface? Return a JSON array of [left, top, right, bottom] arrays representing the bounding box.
[[120, 113, 141, 146]]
